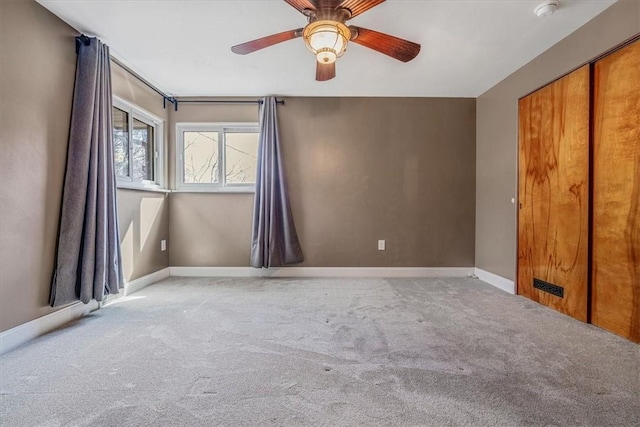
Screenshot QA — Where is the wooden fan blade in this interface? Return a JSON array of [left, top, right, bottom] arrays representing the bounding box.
[[338, 0, 385, 18], [315, 0, 343, 8], [316, 61, 336, 81], [231, 29, 303, 55], [350, 26, 420, 62], [283, 0, 316, 14]]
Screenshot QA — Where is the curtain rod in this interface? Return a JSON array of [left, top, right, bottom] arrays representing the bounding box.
[[108, 55, 178, 110], [75, 35, 285, 112], [175, 99, 286, 106]]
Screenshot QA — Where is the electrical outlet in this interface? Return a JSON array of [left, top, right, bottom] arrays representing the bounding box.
[[161, 240, 167, 251], [378, 240, 386, 251]]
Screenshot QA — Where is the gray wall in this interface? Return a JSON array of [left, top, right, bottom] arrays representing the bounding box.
[[170, 97, 476, 267], [0, 0, 170, 332], [475, 0, 640, 280]]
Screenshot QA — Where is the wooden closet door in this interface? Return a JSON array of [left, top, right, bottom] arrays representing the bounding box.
[[592, 40, 640, 343], [517, 65, 590, 321]]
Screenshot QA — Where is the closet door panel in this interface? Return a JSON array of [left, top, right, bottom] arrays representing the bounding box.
[[517, 65, 590, 321], [593, 40, 640, 342]]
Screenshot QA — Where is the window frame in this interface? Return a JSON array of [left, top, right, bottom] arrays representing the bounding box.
[[175, 122, 260, 193], [113, 96, 165, 190]]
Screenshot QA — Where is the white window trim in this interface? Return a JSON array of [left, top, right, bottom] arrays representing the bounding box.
[[175, 122, 259, 193], [113, 96, 165, 190]]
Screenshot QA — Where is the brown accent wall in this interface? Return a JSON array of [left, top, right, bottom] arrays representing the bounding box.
[[168, 102, 258, 266], [111, 62, 171, 281], [0, 0, 78, 332], [170, 193, 254, 266], [116, 189, 169, 280], [475, 0, 640, 280], [170, 97, 476, 267], [0, 0, 170, 332]]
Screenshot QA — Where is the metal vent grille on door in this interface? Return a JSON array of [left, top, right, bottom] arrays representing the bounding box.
[[533, 278, 564, 298]]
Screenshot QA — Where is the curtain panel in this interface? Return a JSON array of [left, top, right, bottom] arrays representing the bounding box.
[[251, 97, 304, 268], [50, 37, 123, 306]]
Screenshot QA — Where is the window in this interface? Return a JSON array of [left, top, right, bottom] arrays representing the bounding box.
[[113, 97, 164, 189], [176, 123, 259, 191]]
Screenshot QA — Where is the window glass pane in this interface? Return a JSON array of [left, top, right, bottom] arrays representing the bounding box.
[[132, 118, 154, 181], [225, 132, 258, 184], [183, 131, 219, 183], [112, 107, 129, 178]]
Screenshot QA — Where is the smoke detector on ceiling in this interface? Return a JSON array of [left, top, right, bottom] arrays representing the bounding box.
[[534, 1, 559, 18]]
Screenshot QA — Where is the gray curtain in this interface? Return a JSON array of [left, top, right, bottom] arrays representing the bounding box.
[[50, 37, 123, 306], [251, 97, 304, 268]]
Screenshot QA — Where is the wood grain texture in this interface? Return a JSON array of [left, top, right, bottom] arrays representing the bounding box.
[[349, 26, 420, 62], [592, 40, 640, 343], [314, 0, 343, 9], [339, 0, 386, 18], [316, 61, 336, 81], [283, 0, 317, 13], [231, 29, 302, 55], [517, 65, 590, 322], [284, 0, 385, 16]]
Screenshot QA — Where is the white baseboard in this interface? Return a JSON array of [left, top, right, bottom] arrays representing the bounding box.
[[124, 267, 170, 296], [475, 268, 515, 294], [0, 300, 100, 355], [0, 267, 171, 355], [170, 266, 475, 278], [0, 266, 503, 355]]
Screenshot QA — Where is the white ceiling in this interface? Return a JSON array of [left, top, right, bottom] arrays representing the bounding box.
[[37, 0, 616, 97]]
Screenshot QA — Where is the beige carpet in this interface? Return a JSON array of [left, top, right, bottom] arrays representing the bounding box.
[[1, 276, 638, 426]]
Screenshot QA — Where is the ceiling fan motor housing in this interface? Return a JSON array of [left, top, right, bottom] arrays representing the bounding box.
[[231, 1, 421, 81], [303, 8, 353, 64], [305, 7, 352, 23]]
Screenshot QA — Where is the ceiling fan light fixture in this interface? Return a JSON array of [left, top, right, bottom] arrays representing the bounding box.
[[316, 49, 337, 64], [303, 20, 351, 64], [230, 1, 421, 81]]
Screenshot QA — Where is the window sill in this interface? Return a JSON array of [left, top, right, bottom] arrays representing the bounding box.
[[116, 183, 171, 194], [172, 187, 255, 194]]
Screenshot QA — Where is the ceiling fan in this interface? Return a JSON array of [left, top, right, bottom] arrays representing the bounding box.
[[231, 0, 421, 81]]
